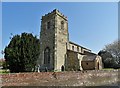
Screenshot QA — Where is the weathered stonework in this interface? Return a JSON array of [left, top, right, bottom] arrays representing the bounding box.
[[2, 70, 119, 86], [38, 9, 69, 71], [38, 9, 103, 71]]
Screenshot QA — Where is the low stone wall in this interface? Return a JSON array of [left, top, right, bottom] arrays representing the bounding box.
[[1, 70, 119, 86]]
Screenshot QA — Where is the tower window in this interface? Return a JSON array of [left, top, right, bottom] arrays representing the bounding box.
[[44, 47, 50, 64], [72, 46, 74, 51], [47, 21, 50, 29], [86, 63, 88, 65], [77, 47, 79, 52], [61, 21, 64, 29]]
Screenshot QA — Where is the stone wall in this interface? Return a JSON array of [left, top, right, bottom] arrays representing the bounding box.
[[81, 61, 95, 70], [55, 12, 68, 71], [39, 12, 55, 70], [68, 41, 91, 54], [66, 50, 80, 71], [1, 70, 119, 86], [39, 9, 69, 71]]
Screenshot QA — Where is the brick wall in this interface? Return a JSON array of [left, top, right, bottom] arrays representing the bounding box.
[[1, 70, 119, 86]]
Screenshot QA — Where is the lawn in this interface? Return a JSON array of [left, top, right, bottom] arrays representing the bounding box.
[[0, 69, 10, 74]]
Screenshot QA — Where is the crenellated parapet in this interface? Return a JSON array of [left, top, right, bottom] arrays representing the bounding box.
[[42, 9, 67, 21]]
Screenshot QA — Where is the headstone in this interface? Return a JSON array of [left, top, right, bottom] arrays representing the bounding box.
[[37, 65, 40, 72], [45, 67, 48, 72]]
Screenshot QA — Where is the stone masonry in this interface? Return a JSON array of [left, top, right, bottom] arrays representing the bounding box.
[[38, 9, 102, 72]]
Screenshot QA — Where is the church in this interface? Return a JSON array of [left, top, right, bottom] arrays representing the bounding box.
[[37, 9, 103, 71]]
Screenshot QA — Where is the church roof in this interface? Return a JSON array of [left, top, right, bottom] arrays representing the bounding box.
[[69, 41, 91, 51], [82, 55, 97, 61], [67, 49, 85, 55], [84, 51, 96, 55]]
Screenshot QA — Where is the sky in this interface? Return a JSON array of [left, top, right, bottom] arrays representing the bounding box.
[[1, 2, 118, 58]]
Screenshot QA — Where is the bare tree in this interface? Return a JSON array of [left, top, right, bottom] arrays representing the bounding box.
[[104, 40, 120, 65]]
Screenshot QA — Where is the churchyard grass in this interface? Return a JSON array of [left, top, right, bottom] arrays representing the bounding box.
[[0, 69, 10, 74], [102, 68, 114, 70]]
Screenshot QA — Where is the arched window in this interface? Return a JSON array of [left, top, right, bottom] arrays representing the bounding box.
[[61, 21, 64, 29], [47, 21, 50, 29], [72, 46, 74, 51], [44, 47, 50, 64]]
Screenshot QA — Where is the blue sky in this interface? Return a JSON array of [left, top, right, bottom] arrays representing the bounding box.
[[1, 2, 118, 58]]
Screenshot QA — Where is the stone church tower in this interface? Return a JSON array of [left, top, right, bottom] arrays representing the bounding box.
[[38, 9, 103, 72], [38, 9, 69, 71]]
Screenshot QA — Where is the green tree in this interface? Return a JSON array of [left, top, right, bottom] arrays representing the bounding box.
[[4, 33, 40, 72]]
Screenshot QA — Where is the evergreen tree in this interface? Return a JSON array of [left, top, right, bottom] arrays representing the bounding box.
[[4, 33, 40, 72]]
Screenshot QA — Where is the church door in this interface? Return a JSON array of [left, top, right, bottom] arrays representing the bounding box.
[[97, 62, 99, 70]]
